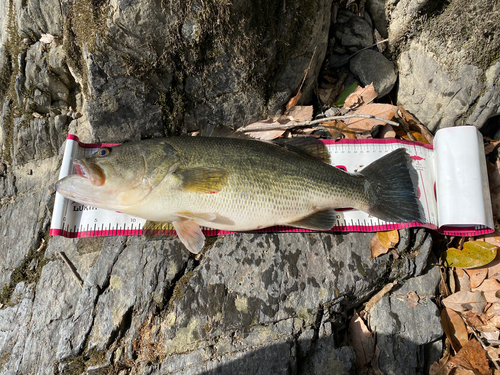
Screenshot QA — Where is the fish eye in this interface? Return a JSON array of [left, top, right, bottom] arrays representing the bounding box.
[[97, 147, 111, 157]]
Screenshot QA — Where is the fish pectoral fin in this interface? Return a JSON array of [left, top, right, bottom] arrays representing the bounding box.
[[288, 209, 337, 231], [172, 219, 206, 254], [176, 167, 229, 194], [174, 212, 217, 222]]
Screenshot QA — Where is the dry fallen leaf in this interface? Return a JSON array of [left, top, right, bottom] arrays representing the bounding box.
[[442, 290, 487, 314], [286, 92, 301, 112], [343, 83, 378, 110], [441, 308, 469, 352], [344, 103, 398, 132], [370, 234, 390, 259], [455, 268, 472, 292], [237, 119, 286, 140], [472, 279, 500, 303], [429, 344, 452, 375], [465, 268, 489, 289], [349, 310, 376, 369], [397, 105, 434, 145], [379, 124, 396, 138], [377, 230, 399, 248], [287, 105, 313, 122], [407, 291, 420, 308], [484, 139, 499, 154], [321, 120, 356, 139], [449, 339, 491, 375]]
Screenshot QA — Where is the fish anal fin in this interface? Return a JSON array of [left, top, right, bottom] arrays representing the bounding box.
[[173, 219, 205, 254], [176, 167, 229, 194], [288, 209, 337, 231]]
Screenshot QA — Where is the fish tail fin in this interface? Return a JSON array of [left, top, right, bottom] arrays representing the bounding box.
[[360, 148, 424, 223]]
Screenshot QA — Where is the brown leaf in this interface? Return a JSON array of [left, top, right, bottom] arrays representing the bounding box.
[[377, 230, 399, 248], [321, 120, 356, 139], [286, 92, 302, 112], [348, 310, 375, 369], [442, 290, 488, 314], [485, 302, 500, 318], [343, 83, 378, 109], [370, 234, 390, 259], [397, 105, 434, 145], [407, 291, 420, 308], [449, 339, 491, 375], [484, 140, 499, 154], [287, 105, 313, 122], [429, 345, 452, 375], [465, 268, 489, 289], [237, 119, 286, 140], [456, 268, 471, 292], [472, 279, 500, 303], [344, 103, 398, 131], [441, 308, 469, 352], [379, 124, 396, 139]]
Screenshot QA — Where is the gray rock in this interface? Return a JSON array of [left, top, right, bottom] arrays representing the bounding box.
[[368, 265, 443, 375], [397, 41, 483, 131], [350, 49, 397, 96], [33, 88, 51, 113], [394, 0, 500, 131], [387, 0, 431, 45], [333, 10, 374, 54], [366, 0, 388, 38]]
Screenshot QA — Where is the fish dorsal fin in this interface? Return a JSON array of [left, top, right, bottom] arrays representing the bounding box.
[[274, 138, 331, 163], [199, 124, 251, 139], [175, 167, 229, 194], [287, 209, 337, 231], [199, 125, 330, 163], [172, 219, 205, 254]]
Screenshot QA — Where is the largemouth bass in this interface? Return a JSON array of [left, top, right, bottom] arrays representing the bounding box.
[[56, 135, 423, 253]]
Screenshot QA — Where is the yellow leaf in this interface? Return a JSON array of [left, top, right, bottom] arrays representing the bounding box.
[[377, 230, 399, 248], [443, 241, 498, 269]]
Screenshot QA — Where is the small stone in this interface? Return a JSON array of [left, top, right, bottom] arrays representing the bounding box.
[[350, 49, 397, 97]]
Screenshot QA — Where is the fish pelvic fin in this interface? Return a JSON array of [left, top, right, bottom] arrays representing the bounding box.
[[288, 209, 337, 231], [172, 219, 206, 254], [176, 167, 229, 194], [361, 148, 424, 223]]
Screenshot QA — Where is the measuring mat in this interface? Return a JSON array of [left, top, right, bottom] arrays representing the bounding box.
[[50, 127, 494, 239]]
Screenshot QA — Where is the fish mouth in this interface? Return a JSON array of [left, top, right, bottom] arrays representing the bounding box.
[[74, 159, 105, 186]]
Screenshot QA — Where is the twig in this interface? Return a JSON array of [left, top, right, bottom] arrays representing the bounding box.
[[238, 114, 400, 133], [364, 281, 398, 312], [58, 252, 84, 287]]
